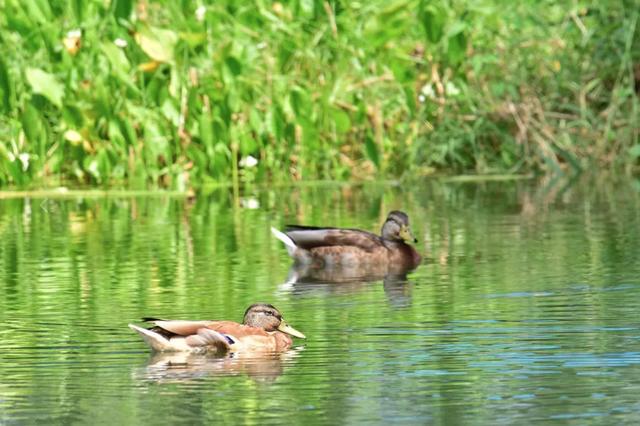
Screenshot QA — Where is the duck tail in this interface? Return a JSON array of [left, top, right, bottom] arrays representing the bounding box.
[[271, 227, 297, 256], [129, 324, 172, 352]]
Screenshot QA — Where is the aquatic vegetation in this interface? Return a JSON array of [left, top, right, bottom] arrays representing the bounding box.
[[0, 0, 638, 187]]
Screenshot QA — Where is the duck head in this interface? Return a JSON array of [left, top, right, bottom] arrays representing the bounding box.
[[381, 210, 418, 243], [243, 303, 306, 339]]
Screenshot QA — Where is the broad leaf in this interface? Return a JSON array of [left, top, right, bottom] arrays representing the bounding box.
[[364, 134, 380, 168], [25, 68, 63, 107], [135, 26, 178, 63]]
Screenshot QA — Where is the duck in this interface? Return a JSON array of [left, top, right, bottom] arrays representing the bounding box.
[[271, 210, 421, 269], [129, 303, 305, 354]]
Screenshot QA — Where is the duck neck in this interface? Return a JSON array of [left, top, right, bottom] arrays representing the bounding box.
[[382, 238, 406, 249]]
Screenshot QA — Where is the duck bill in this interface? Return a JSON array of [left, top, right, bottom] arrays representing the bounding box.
[[277, 320, 306, 339], [400, 226, 418, 243]]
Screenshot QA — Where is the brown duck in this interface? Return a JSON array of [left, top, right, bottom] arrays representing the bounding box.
[[129, 303, 305, 354], [271, 210, 421, 269]]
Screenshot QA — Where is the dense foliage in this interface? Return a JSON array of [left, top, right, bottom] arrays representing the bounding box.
[[0, 0, 638, 187]]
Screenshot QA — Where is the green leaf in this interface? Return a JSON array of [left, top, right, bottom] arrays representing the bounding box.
[[119, 117, 137, 146], [225, 56, 243, 76], [71, 0, 84, 23], [25, 68, 64, 108], [447, 31, 467, 65], [179, 32, 207, 47], [332, 108, 351, 134], [404, 86, 416, 117], [111, 0, 133, 21], [22, 0, 51, 24], [0, 56, 14, 112], [21, 101, 45, 150], [199, 115, 214, 149], [161, 100, 180, 126], [419, 3, 445, 43], [298, 0, 314, 16], [290, 87, 311, 117], [62, 104, 84, 128], [364, 134, 380, 168], [101, 42, 131, 74], [135, 26, 178, 63], [629, 145, 640, 158], [240, 132, 257, 155]]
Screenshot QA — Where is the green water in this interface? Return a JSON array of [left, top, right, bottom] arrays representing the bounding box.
[[1, 179, 640, 425]]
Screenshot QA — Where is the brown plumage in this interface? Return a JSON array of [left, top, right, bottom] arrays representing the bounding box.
[[129, 303, 305, 354], [271, 210, 421, 269]]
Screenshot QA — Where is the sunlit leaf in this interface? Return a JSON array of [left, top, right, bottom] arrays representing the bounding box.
[[135, 26, 178, 63], [298, 0, 314, 16], [22, 0, 51, 24], [71, 0, 84, 23], [179, 32, 206, 47], [25, 68, 64, 107], [101, 42, 130, 73], [64, 129, 83, 145]]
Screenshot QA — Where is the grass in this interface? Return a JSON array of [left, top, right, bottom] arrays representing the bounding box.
[[0, 0, 638, 189]]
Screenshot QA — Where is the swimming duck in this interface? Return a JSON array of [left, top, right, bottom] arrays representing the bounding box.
[[271, 210, 421, 269], [129, 303, 305, 354]]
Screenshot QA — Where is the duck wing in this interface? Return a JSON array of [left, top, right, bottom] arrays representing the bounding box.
[[129, 323, 231, 352], [284, 226, 382, 252], [145, 319, 215, 336]]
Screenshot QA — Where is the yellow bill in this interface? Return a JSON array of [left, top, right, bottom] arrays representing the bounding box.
[[400, 225, 418, 243], [278, 320, 306, 339]]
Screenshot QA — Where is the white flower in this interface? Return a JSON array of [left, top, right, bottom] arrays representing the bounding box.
[[64, 129, 83, 144], [114, 38, 128, 48], [66, 29, 82, 39], [18, 153, 30, 171], [240, 197, 260, 209], [239, 155, 258, 168], [195, 5, 206, 21], [420, 84, 436, 100], [418, 94, 426, 103], [445, 81, 460, 96], [257, 42, 267, 50]]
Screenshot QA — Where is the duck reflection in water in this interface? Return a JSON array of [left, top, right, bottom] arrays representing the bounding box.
[[135, 348, 303, 384], [278, 262, 415, 308]]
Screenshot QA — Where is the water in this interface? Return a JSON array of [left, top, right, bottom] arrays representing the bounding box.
[[1, 179, 640, 424]]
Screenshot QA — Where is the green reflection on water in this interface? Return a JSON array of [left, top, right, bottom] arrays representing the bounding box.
[[1, 179, 640, 424]]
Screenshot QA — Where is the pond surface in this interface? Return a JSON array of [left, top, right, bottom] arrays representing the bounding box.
[[1, 178, 640, 424]]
